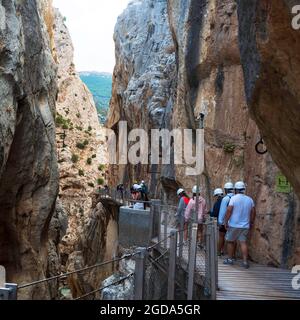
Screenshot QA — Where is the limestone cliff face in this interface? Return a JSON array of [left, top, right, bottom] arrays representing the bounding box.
[[108, 0, 300, 267], [53, 9, 108, 263], [53, 10, 117, 298], [0, 0, 59, 298], [107, 0, 177, 194]]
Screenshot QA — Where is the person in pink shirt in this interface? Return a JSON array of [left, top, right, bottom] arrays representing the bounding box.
[[185, 185, 207, 247]]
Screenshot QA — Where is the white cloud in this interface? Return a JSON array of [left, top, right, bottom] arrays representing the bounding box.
[[53, 0, 130, 73]]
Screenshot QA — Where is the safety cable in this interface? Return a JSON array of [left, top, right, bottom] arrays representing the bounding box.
[[74, 272, 134, 300], [18, 253, 138, 289]]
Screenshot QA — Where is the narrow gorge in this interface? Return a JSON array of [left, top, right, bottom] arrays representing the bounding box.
[[0, 0, 300, 300]]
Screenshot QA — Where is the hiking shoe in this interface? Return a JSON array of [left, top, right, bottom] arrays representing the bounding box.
[[241, 261, 250, 269], [223, 258, 234, 265]]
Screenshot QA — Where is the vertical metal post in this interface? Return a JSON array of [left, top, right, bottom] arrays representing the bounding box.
[[178, 218, 184, 259], [168, 230, 177, 300], [150, 200, 161, 244], [157, 201, 162, 245], [205, 223, 211, 296], [187, 223, 198, 300], [134, 249, 147, 300], [213, 219, 218, 291], [164, 209, 168, 249], [209, 221, 217, 300], [0, 266, 17, 300]]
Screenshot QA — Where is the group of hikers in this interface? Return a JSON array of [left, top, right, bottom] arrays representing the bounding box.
[[124, 179, 255, 268], [176, 181, 256, 269]]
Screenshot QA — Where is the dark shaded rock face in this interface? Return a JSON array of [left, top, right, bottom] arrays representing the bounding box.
[[109, 0, 300, 267], [67, 199, 119, 299], [0, 0, 59, 298], [236, 0, 300, 199]]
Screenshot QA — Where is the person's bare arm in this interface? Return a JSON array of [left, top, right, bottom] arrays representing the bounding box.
[[250, 207, 256, 229], [224, 206, 233, 229]]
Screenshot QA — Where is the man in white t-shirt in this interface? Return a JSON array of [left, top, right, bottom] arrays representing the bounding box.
[[223, 181, 256, 269]]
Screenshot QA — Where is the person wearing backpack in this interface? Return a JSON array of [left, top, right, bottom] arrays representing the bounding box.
[[175, 188, 190, 242], [218, 182, 235, 256], [211, 188, 224, 218]]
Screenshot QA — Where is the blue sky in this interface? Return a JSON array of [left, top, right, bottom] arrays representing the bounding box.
[[53, 0, 131, 73]]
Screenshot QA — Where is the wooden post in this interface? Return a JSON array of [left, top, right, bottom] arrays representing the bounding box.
[[205, 223, 211, 296], [134, 249, 147, 300], [168, 230, 177, 300], [187, 223, 198, 300]]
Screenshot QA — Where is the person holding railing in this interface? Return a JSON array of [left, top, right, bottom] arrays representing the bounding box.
[[184, 186, 207, 249]]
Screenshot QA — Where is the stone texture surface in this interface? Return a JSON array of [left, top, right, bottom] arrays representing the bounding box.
[[108, 0, 300, 267], [0, 0, 59, 298], [66, 199, 119, 299], [107, 0, 177, 194], [53, 9, 108, 264]]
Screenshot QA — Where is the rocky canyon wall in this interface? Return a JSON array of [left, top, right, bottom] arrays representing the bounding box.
[[108, 0, 300, 267], [0, 0, 59, 298], [53, 9, 117, 298]]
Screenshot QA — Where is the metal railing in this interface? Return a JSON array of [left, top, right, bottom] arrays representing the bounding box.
[[0, 191, 218, 301]]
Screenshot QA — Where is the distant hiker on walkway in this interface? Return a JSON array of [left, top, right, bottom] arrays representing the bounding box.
[[210, 188, 224, 218], [175, 188, 190, 242], [104, 185, 109, 197], [140, 180, 148, 195], [218, 182, 235, 256], [223, 181, 256, 269], [117, 183, 124, 200], [130, 184, 145, 210], [184, 186, 207, 248]]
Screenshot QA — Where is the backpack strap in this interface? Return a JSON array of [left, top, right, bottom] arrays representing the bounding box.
[[183, 196, 190, 205]]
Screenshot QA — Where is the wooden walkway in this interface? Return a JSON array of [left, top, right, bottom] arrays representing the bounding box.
[[217, 258, 300, 300]]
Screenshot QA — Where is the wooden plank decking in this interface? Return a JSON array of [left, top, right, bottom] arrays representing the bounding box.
[[217, 258, 300, 300]]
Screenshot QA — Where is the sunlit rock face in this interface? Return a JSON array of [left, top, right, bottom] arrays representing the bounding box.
[[108, 0, 300, 267], [53, 9, 109, 264], [53, 9, 117, 298], [0, 0, 59, 299]]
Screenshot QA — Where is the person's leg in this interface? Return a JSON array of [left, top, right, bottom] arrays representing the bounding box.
[[224, 227, 238, 264], [218, 231, 225, 255], [197, 224, 203, 244], [184, 222, 188, 242], [233, 241, 238, 260], [227, 241, 235, 259], [240, 241, 248, 262]]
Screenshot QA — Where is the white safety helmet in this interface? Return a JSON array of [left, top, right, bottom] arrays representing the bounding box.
[[235, 181, 246, 190], [141, 180, 145, 184], [224, 182, 234, 190], [192, 185, 201, 194], [214, 188, 223, 197], [133, 184, 142, 192], [177, 188, 185, 196]]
